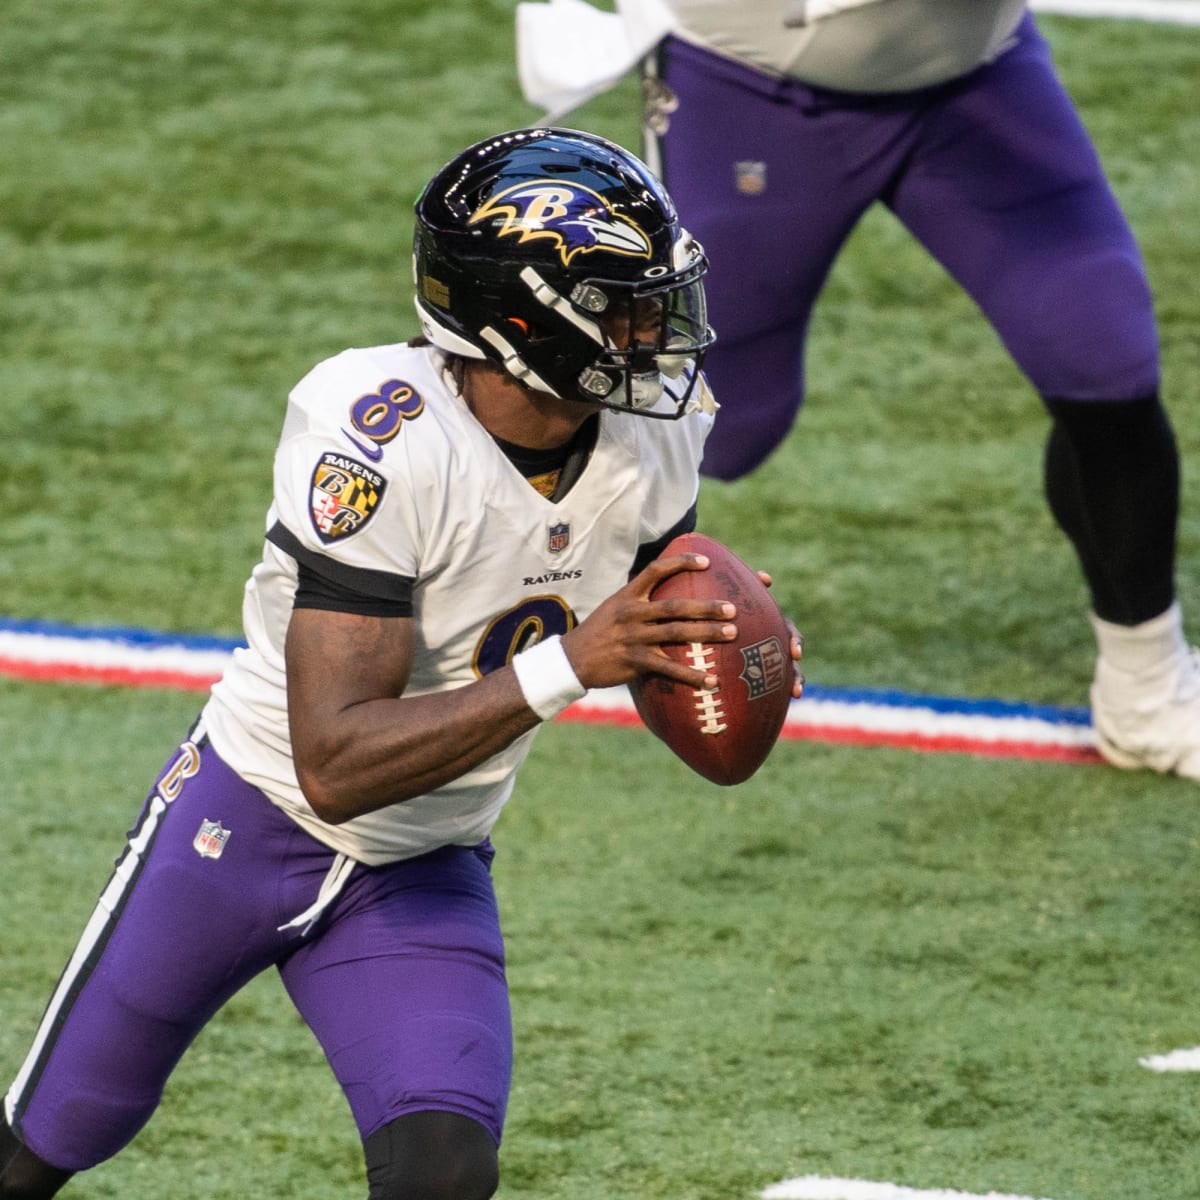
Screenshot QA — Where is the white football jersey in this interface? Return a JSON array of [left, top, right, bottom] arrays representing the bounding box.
[[662, 0, 1027, 92], [201, 343, 711, 865]]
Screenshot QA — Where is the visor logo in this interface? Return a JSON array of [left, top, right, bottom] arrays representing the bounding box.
[[470, 181, 653, 266]]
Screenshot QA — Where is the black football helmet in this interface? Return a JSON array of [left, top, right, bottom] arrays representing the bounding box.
[[413, 127, 715, 419]]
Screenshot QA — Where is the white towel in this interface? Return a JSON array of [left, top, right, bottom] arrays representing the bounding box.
[[516, 0, 676, 121]]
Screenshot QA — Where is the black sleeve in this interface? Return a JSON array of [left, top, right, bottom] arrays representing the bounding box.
[[267, 521, 415, 618], [629, 502, 698, 578]]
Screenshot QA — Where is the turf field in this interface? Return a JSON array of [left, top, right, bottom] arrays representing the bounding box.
[[2, 3, 1199, 1198]]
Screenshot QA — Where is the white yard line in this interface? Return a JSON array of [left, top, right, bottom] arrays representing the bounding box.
[[1139, 1046, 1200, 1071], [763, 1178, 1060, 1200], [1031, 0, 1200, 23]]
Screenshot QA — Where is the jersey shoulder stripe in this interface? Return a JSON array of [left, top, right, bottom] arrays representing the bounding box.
[[267, 521, 415, 610]]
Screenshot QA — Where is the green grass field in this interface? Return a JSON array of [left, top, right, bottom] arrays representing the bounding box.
[[3, 3, 1200, 1198]]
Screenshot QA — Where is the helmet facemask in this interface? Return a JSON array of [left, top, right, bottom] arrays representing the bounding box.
[[509, 234, 714, 419]]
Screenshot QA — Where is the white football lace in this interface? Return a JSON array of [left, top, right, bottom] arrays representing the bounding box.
[[686, 643, 727, 734]]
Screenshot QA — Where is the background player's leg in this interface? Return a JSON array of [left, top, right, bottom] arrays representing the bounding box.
[[362, 1111, 498, 1200], [647, 38, 888, 480], [887, 18, 1199, 778], [1043, 395, 1198, 775], [890, 16, 1160, 407], [1043, 394, 1178, 626], [888, 15, 1169, 612]]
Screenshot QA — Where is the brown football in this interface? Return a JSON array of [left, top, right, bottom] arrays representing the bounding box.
[[629, 532, 793, 785]]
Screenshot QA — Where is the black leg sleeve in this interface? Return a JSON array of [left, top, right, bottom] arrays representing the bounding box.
[[363, 1110, 499, 1200], [0, 1118, 73, 1200], [1043, 393, 1179, 626]]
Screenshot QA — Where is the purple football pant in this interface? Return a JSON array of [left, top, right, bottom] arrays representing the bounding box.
[[650, 14, 1160, 481], [5, 728, 512, 1173]]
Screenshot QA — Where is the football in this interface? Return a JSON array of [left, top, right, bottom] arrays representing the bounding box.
[[630, 532, 794, 785]]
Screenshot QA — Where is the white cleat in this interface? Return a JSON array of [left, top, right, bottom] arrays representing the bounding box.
[[1091, 638, 1200, 782]]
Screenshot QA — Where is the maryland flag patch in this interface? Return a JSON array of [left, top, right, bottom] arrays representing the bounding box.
[[309, 452, 386, 543]]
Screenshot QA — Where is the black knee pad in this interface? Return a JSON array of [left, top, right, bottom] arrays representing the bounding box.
[[363, 1111, 498, 1200]]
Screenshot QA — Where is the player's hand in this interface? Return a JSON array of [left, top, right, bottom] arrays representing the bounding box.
[[787, 622, 805, 699], [756, 569, 804, 699], [562, 552, 736, 691]]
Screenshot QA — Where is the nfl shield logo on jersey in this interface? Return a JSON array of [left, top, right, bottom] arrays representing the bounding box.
[[547, 522, 571, 553], [193, 819, 231, 860]]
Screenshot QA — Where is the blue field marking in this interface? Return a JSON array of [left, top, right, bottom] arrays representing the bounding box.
[[0, 616, 243, 653], [802, 684, 1094, 726]]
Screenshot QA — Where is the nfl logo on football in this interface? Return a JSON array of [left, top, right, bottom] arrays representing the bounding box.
[[547, 522, 571, 553], [740, 637, 787, 699], [193, 819, 231, 860]]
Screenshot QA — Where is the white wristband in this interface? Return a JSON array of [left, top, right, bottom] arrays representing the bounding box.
[[512, 635, 586, 721]]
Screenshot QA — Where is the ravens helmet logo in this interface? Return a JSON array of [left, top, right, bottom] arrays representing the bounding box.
[[469, 181, 653, 266]]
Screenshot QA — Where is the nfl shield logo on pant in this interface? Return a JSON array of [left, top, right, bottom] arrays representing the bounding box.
[[193, 819, 231, 859]]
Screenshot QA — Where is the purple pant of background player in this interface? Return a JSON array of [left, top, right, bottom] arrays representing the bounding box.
[[649, 13, 1160, 482], [6, 727, 512, 1172]]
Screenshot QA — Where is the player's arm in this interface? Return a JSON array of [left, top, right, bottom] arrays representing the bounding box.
[[286, 606, 541, 823], [285, 551, 737, 825]]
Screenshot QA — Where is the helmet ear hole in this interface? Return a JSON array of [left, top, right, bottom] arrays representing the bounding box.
[[506, 314, 558, 346]]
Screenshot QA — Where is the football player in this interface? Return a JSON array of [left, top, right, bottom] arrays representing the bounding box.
[[0, 128, 801, 1200], [520, 0, 1200, 780], [636, 0, 1200, 780]]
